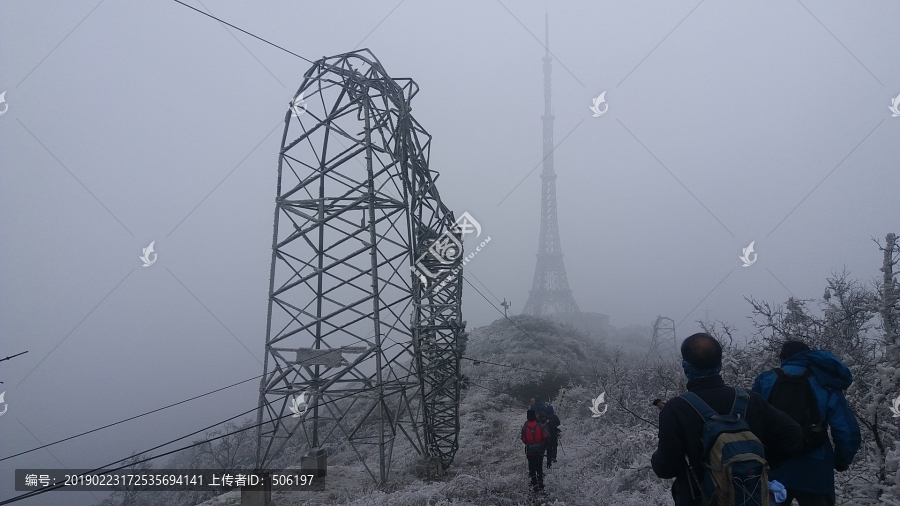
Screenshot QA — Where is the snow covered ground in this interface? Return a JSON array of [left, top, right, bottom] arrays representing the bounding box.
[[113, 301, 899, 505], [187, 316, 674, 506]]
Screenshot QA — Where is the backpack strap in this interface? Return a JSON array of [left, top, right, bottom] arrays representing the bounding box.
[[683, 389, 750, 421], [731, 388, 750, 418], [680, 392, 718, 422]]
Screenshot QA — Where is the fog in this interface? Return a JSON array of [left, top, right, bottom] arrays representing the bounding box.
[[1, 1, 898, 504]]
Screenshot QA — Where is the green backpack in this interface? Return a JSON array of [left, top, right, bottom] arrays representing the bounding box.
[[681, 389, 770, 506]]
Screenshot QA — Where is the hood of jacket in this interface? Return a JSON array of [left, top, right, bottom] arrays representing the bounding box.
[[782, 349, 852, 390]]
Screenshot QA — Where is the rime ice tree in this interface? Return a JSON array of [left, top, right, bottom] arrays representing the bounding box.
[[742, 235, 900, 504], [874, 233, 900, 503]]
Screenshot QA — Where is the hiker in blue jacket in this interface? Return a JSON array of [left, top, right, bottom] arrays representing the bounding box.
[[752, 341, 862, 506]]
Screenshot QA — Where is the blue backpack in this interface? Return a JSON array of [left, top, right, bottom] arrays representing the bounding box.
[[681, 389, 770, 506]]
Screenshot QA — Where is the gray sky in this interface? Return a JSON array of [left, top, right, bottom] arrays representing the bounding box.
[[2, 1, 899, 503]]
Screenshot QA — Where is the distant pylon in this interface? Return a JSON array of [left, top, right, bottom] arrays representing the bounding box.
[[649, 316, 677, 358], [522, 14, 580, 317]]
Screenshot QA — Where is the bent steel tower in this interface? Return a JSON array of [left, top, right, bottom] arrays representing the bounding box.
[[255, 50, 465, 484], [522, 16, 580, 317]]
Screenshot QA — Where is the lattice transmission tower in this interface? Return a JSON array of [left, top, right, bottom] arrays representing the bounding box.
[[649, 316, 677, 358], [522, 15, 580, 317], [255, 50, 467, 484]]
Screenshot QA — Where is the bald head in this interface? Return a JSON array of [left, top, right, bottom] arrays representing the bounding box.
[[681, 333, 722, 369]]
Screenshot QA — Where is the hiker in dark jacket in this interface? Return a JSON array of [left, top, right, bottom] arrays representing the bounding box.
[[521, 409, 549, 491], [544, 405, 561, 469], [530, 395, 547, 414], [651, 333, 804, 506], [752, 341, 861, 506]]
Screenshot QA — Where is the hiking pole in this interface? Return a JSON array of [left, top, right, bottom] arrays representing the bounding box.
[[556, 389, 566, 457]]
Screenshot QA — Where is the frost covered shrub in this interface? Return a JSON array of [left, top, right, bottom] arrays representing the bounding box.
[[742, 268, 899, 504]]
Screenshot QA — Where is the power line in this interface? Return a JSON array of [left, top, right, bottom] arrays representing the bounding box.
[[171, 0, 314, 64], [0, 382, 394, 505], [0, 402, 262, 504], [0, 351, 28, 363], [0, 374, 263, 462], [3, 347, 355, 462]]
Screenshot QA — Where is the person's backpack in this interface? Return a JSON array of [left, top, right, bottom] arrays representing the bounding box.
[[766, 368, 828, 454], [524, 424, 545, 456], [681, 389, 770, 506], [546, 415, 560, 437]]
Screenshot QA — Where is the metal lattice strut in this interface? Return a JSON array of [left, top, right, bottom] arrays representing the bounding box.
[[255, 50, 465, 484]]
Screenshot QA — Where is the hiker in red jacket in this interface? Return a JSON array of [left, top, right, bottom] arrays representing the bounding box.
[[521, 409, 549, 492]]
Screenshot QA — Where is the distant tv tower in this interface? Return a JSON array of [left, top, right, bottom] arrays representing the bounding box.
[[522, 13, 580, 317]]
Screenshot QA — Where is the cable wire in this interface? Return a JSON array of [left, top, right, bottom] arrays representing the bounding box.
[[1, 374, 264, 462], [3, 347, 359, 462], [0, 381, 394, 505], [171, 0, 314, 63]]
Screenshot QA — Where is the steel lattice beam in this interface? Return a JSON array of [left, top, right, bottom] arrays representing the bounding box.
[[254, 50, 464, 484]]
